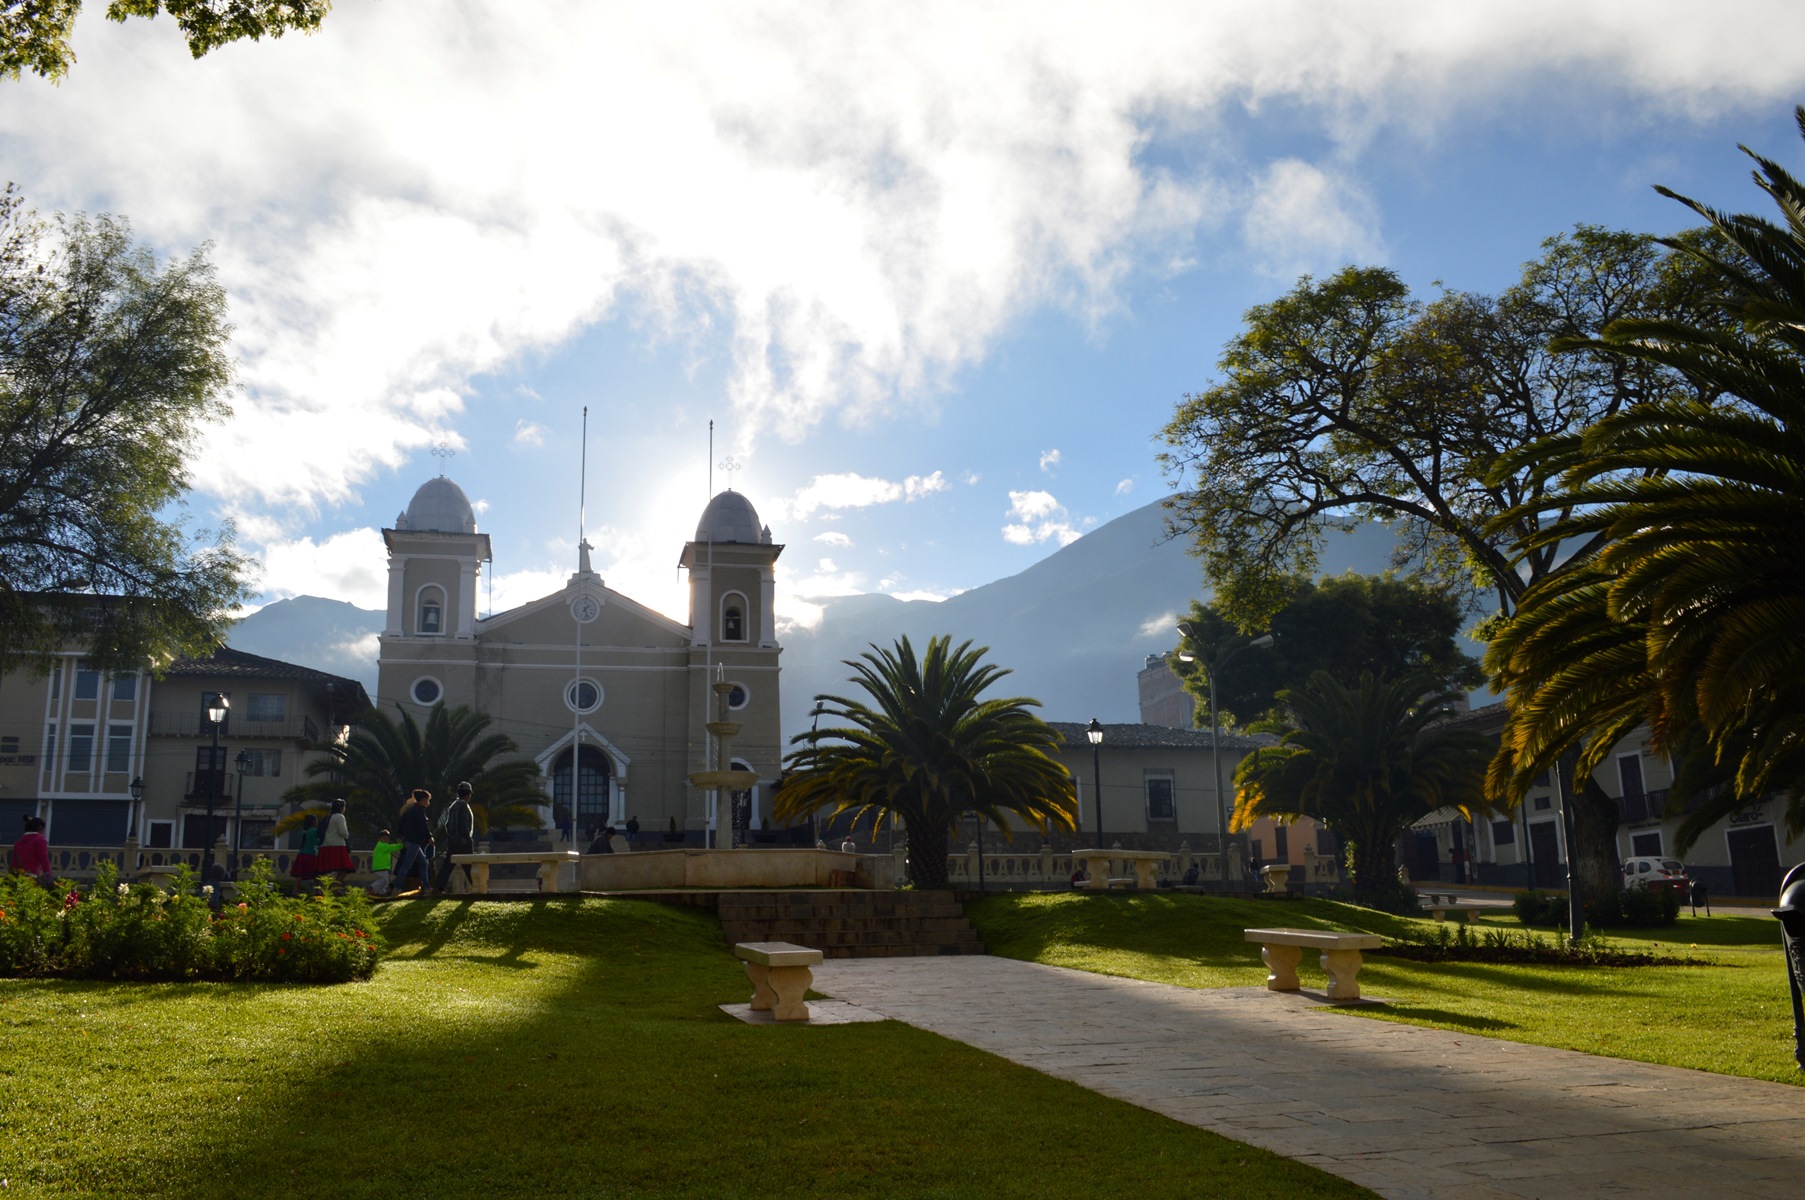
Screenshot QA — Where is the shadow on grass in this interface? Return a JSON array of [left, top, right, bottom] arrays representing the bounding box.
[[1369, 1005, 1519, 1033], [6, 897, 1373, 1200]]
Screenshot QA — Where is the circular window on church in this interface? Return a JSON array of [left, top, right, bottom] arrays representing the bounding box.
[[411, 677, 442, 705], [565, 678, 603, 714], [727, 682, 750, 710]]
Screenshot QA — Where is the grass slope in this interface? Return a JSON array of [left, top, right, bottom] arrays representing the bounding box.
[[968, 892, 1800, 1084], [1, 897, 1373, 1200]]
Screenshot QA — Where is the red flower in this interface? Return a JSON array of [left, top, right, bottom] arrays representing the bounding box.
[[281, 932, 292, 941], [278, 948, 287, 956]]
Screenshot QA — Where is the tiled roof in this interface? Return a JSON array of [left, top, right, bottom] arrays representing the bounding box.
[[1046, 721, 1277, 751], [165, 646, 371, 708]]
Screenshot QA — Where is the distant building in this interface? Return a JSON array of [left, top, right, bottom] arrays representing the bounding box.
[[1136, 653, 1195, 729], [0, 643, 367, 850]]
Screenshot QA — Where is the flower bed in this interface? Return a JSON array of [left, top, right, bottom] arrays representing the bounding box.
[[0, 859, 383, 983]]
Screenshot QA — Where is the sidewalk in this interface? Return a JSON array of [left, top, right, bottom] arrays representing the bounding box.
[[814, 956, 1804, 1200]]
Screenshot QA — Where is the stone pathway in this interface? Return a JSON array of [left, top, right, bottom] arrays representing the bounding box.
[[814, 956, 1805, 1200]]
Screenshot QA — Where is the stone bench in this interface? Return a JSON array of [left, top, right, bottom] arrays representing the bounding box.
[[1245, 927, 1384, 1002], [1419, 890, 1455, 905], [1423, 902, 1489, 923], [733, 941, 824, 1021], [450, 850, 580, 894]]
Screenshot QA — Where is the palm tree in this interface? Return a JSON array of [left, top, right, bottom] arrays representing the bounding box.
[[1487, 107, 1805, 847], [775, 635, 1077, 888], [280, 702, 546, 839], [1233, 671, 1491, 909]]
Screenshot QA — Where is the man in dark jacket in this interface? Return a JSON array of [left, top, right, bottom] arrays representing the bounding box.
[[435, 781, 478, 894], [393, 789, 434, 895]]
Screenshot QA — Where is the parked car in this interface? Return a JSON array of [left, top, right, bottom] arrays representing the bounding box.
[[1622, 856, 1689, 893]]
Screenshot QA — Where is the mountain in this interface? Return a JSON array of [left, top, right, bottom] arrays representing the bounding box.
[[777, 501, 1398, 733], [228, 500, 1401, 736], [231, 596, 384, 698]]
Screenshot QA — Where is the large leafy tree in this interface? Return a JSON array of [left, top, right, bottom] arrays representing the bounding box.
[[1174, 572, 1483, 729], [281, 702, 546, 840], [1233, 671, 1491, 909], [0, 186, 249, 673], [1159, 226, 1719, 901], [776, 635, 1076, 888], [2, 1, 331, 82], [1487, 108, 1805, 852]]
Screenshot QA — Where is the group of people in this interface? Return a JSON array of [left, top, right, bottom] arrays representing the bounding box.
[[349, 782, 477, 897]]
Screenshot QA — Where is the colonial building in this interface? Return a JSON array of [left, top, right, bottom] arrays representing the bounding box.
[[0, 644, 367, 850], [374, 476, 784, 846]]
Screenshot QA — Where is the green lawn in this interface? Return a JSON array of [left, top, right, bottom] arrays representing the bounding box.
[[968, 891, 1802, 1084], [0, 897, 1373, 1200]]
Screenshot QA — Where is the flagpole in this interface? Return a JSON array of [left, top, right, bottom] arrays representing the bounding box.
[[572, 406, 587, 866]]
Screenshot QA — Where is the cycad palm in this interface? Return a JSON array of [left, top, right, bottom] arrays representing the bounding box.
[[775, 635, 1076, 888], [1487, 107, 1805, 847], [281, 703, 547, 840], [1233, 671, 1491, 908]]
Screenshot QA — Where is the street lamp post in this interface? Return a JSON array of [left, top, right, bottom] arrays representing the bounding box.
[[233, 750, 251, 870], [1086, 718, 1104, 845], [202, 692, 230, 876], [128, 775, 145, 837], [1176, 624, 1273, 884]]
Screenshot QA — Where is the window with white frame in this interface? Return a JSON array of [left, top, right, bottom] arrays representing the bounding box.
[[105, 725, 132, 773], [73, 665, 100, 700], [1145, 773, 1176, 821], [112, 673, 137, 702], [245, 693, 287, 723], [68, 723, 94, 772], [239, 748, 282, 777], [146, 820, 175, 849]]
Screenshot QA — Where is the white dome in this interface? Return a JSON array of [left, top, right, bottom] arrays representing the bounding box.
[[695, 490, 767, 544], [403, 476, 477, 533]]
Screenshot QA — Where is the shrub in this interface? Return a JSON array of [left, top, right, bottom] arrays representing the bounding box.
[[1620, 885, 1680, 927], [1512, 890, 1552, 924], [0, 859, 382, 983]]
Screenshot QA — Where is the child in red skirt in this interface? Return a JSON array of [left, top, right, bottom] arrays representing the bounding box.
[[290, 813, 321, 882]]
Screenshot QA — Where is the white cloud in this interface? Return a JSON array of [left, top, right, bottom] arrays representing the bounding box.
[[1138, 611, 1180, 639], [1003, 489, 1083, 547], [780, 469, 945, 518], [814, 531, 854, 548], [962, 471, 981, 486], [1115, 477, 1134, 495], [1039, 449, 1062, 474], [903, 471, 948, 501], [514, 420, 547, 446], [8, 2, 1805, 519], [471, 498, 491, 514], [255, 528, 390, 608], [1241, 159, 1384, 277], [890, 588, 959, 603]]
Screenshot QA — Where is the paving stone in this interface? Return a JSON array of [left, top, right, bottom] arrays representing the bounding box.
[[814, 955, 1805, 1200]]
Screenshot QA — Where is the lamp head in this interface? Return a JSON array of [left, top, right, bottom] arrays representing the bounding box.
[[204, 692, 230, 725], [1250, 634, 1275, 650], [129, 776, 145, 801], [1086, 717, 1103, 746]]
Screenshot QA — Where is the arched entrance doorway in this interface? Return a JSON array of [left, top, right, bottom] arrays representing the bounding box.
[[551, 745, 612, 846]]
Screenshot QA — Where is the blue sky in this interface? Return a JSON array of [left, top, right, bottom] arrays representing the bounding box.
[[5, 3, 1805, 634]]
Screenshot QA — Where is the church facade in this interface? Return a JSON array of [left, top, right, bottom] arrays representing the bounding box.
[[375, 477, 784, 844]]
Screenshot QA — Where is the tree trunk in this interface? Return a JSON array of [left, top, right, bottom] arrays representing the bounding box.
[[1569, 773, 1623, 906], [907, 819, 951, 889], [1350, 834, 1399, 907]]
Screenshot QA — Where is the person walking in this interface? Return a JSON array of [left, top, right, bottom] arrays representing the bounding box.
[[392, 789, 435, 896], [316, 799, 355, 889], [369, 828, 402, 896], [10, 815, 52, 888], [434, 781, 477, 894], [290, 814, 321, 884], [625, 814, 640, 847]]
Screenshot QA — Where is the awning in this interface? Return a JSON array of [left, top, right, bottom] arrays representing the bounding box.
[[1411, 807, 1469, 830]]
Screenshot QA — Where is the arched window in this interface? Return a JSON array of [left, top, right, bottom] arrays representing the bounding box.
[[551, 745, 611, 844], [721, 592, 748, 642], [417, 586, 445, 635]]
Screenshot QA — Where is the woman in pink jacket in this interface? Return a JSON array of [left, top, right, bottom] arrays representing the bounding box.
[[11, 815, 53, 887]]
